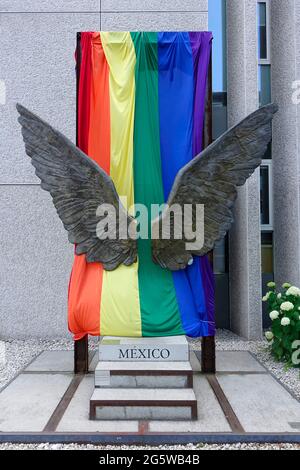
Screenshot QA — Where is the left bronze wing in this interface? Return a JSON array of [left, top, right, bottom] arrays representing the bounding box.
[[151, 103, 278, 270], [17, 104, 137, 270]]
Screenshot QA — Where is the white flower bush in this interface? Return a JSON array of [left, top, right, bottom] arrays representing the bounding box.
[[263, 281, 300, 367]]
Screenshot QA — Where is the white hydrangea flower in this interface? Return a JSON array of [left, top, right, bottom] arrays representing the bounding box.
[[286, 286, 300, 297], [267, 281, 276, 288], [280, 301, 294, 311], [265, 331, 274, 341], [269, 310, 279, 321], [277, 293, 282, 299], [282, 282, 291, 289], [262, 292, 271, 302], [281, 317, 291, 326]]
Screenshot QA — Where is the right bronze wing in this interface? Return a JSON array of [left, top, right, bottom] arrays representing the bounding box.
[[17, 104, 137, 271], [152, 103, 278, 270]]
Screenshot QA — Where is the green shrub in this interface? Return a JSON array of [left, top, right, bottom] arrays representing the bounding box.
[[263, 282, 300, 367]]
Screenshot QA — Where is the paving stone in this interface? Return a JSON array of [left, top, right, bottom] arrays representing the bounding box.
[[0, 374, 72, 432], [57, 376, 139, 432], [190, 350, 266, 373], [216, 351, 266, 373], [217, 373, 300, 433], [25, 351, 73, 372], [1, 350, 299, 434], [149, 375, 231, 433], [25, 350, 96, 372]]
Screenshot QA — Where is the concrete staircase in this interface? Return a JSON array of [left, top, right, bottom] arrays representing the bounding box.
[[90, 336, 197, 421]]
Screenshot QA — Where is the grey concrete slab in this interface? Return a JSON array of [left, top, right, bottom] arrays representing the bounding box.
[[217, 373, 300, 433], [57, 376, 139, 432], [25, 351, 73, 372], [216, 351, 266, 373], [101, 12, 208, 31], [95, 405, 192, 421], [91, 387, 196, 420], [101, 1, 207, 12], [0, 186, 73, 338], [94, 360, 192, 388], [149, 375, 231, 433], [0, 12, 100, 184], [96, 374, 189, 389], [0, 1, 100, 12], [91, 387, 196, 401], [0, 373, 72, 432], [25, 350, 98, 372], [95, 360, 192, 371], [190, 350, 266, 373]]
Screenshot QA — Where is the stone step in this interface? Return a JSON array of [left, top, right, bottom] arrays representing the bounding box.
[[90, 388, 197, 421], [99, 336, 189, 362], [94, 361, 193, 388]]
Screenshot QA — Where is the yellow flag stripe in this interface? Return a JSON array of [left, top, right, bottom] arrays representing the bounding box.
[[99, 32, 142, 337]]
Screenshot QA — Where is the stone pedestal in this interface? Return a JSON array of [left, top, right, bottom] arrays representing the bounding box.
[[98, 335, 189, 362], [90, 336, 197, 421]]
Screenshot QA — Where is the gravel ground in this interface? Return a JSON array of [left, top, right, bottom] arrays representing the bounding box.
[[0, 337, 98, 392], [0, 443, 299, 451], [0, 330, 299, 451]]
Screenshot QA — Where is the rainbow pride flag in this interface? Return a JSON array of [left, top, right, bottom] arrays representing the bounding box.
[[68, 32, 214, 340]]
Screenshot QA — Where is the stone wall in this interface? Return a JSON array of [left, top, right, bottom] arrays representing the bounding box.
[[0, 1, 208, 338]]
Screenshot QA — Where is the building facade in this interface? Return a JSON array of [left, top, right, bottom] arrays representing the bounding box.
[[0, 0, 299, 340]]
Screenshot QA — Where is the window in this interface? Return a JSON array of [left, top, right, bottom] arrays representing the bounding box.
[[260, 160, 273, 230], [257, 1, 271, 107], [261, 232, 273, 273], [209, 0, 227, 94], [258, 1, 270, 63], [259, 64, 271, 107], [257, 1, 273, 271], [209, 0, 228, 274], [258, 2, 267, 60]]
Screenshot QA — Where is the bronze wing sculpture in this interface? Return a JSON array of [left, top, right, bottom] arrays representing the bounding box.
[[152, 103, 278, 270], [16, 104, 137, 271], [17, 102, 278, 271]]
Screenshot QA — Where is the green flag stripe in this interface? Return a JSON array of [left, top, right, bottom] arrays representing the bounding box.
[[131, 32, 184, 336]]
